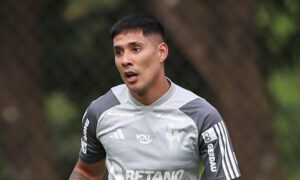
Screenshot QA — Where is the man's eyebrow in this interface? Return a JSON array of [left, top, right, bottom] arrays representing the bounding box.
[[128, 41, 143, 46], [113, 45, 121, 49], [113, 41, 143, 49]]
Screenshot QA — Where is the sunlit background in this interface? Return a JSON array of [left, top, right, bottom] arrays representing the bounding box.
[[0, 0, 299, 180]]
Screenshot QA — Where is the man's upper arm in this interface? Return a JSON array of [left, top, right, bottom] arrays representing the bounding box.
[[198, 108, 241, 180], [79, 106, 106, 163], [70, 159, 106, 180], [180, 98, 241, 180], [73, 90, 121, 179], [79, 90, 120, 163]]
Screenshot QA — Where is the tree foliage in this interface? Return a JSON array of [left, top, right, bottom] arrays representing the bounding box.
[[256, 0, 300, 74], [255, 1, 300, 179]]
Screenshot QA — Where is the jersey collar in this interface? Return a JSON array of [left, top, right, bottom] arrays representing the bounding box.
[[128, 77, 175, 109]]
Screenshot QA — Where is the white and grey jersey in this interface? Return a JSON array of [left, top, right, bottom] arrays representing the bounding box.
[[79, 81, 241, 180]]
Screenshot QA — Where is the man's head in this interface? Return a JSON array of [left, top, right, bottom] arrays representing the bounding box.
[[111, 14, 169, 96]]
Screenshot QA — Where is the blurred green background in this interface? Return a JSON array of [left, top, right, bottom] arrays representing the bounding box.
[[0, 0, 299, 180]]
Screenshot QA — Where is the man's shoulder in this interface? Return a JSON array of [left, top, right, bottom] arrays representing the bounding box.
[[86, 84, 126, 118], [173, 83, 200, 100], [172, 83, 216, 114], [172, 83, 208, 108], [174, 85, 222, 130]]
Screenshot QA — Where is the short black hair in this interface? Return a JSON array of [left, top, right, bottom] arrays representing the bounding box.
[[110, 14, 166, 42]]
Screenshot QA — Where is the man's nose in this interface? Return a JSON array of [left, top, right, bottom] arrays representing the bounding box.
[[121, 52, 133, 67]]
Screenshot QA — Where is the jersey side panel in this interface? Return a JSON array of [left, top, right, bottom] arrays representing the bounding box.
[[79, 90, 120, 164], [179, 98, 241, 180]]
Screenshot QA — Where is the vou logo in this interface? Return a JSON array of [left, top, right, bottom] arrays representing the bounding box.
[[136, 133, 152, 144]]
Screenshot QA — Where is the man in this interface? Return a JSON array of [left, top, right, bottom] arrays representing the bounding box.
[[70, 14, 241, 180]]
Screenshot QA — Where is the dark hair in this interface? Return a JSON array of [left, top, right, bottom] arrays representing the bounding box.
[[110, 14, 166, 42]]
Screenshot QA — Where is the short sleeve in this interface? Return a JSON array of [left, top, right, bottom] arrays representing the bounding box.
[[180, 98, 241, 180], [79, 107, 106, 164], [199, 108, 241, 180], [78, 90, 121, 163]]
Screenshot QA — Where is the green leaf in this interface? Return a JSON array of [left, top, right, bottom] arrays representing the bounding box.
[[45, 91, 79, 127], [272, 14, 296, 42]]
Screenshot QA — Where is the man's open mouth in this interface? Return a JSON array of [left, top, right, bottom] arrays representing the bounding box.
[[125, 71, 138, 83], [125, 72, 138, 78]]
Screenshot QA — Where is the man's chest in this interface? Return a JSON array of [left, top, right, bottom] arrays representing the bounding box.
[[97, 107, 200, 169]]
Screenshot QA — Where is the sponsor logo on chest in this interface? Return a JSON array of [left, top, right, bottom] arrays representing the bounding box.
[[136, 133, 152, 144], [108, 160, 185, 180], [126, 169, 184, 180]]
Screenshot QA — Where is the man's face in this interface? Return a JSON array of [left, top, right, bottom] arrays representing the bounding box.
[[113, 29, 166, 94]]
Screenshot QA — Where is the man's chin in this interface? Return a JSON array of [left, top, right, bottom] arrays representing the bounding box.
[[126, 84, 145, 95]]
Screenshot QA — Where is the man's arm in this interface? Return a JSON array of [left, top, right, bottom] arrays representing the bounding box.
[[70, 159, 106, 180]]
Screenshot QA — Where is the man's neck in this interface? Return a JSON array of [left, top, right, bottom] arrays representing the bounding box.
[[130, 78, 171, 106]]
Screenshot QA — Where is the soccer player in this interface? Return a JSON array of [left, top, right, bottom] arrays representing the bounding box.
[[70, 14, 241, 180]]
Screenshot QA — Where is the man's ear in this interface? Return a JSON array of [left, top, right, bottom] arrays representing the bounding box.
[[158, 42, 168, 63]]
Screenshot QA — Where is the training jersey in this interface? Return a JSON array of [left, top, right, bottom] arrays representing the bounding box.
[[79, 80, 241, 180]]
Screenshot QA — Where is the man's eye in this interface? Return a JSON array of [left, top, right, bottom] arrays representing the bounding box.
[[115, 50, 123, 56], [133, 47, 140, 52]]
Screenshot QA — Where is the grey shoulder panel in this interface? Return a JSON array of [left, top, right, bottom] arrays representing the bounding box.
[[79, 90, 120, 164], [89, 90, 121, 118], [179, 98, 220, 134]]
